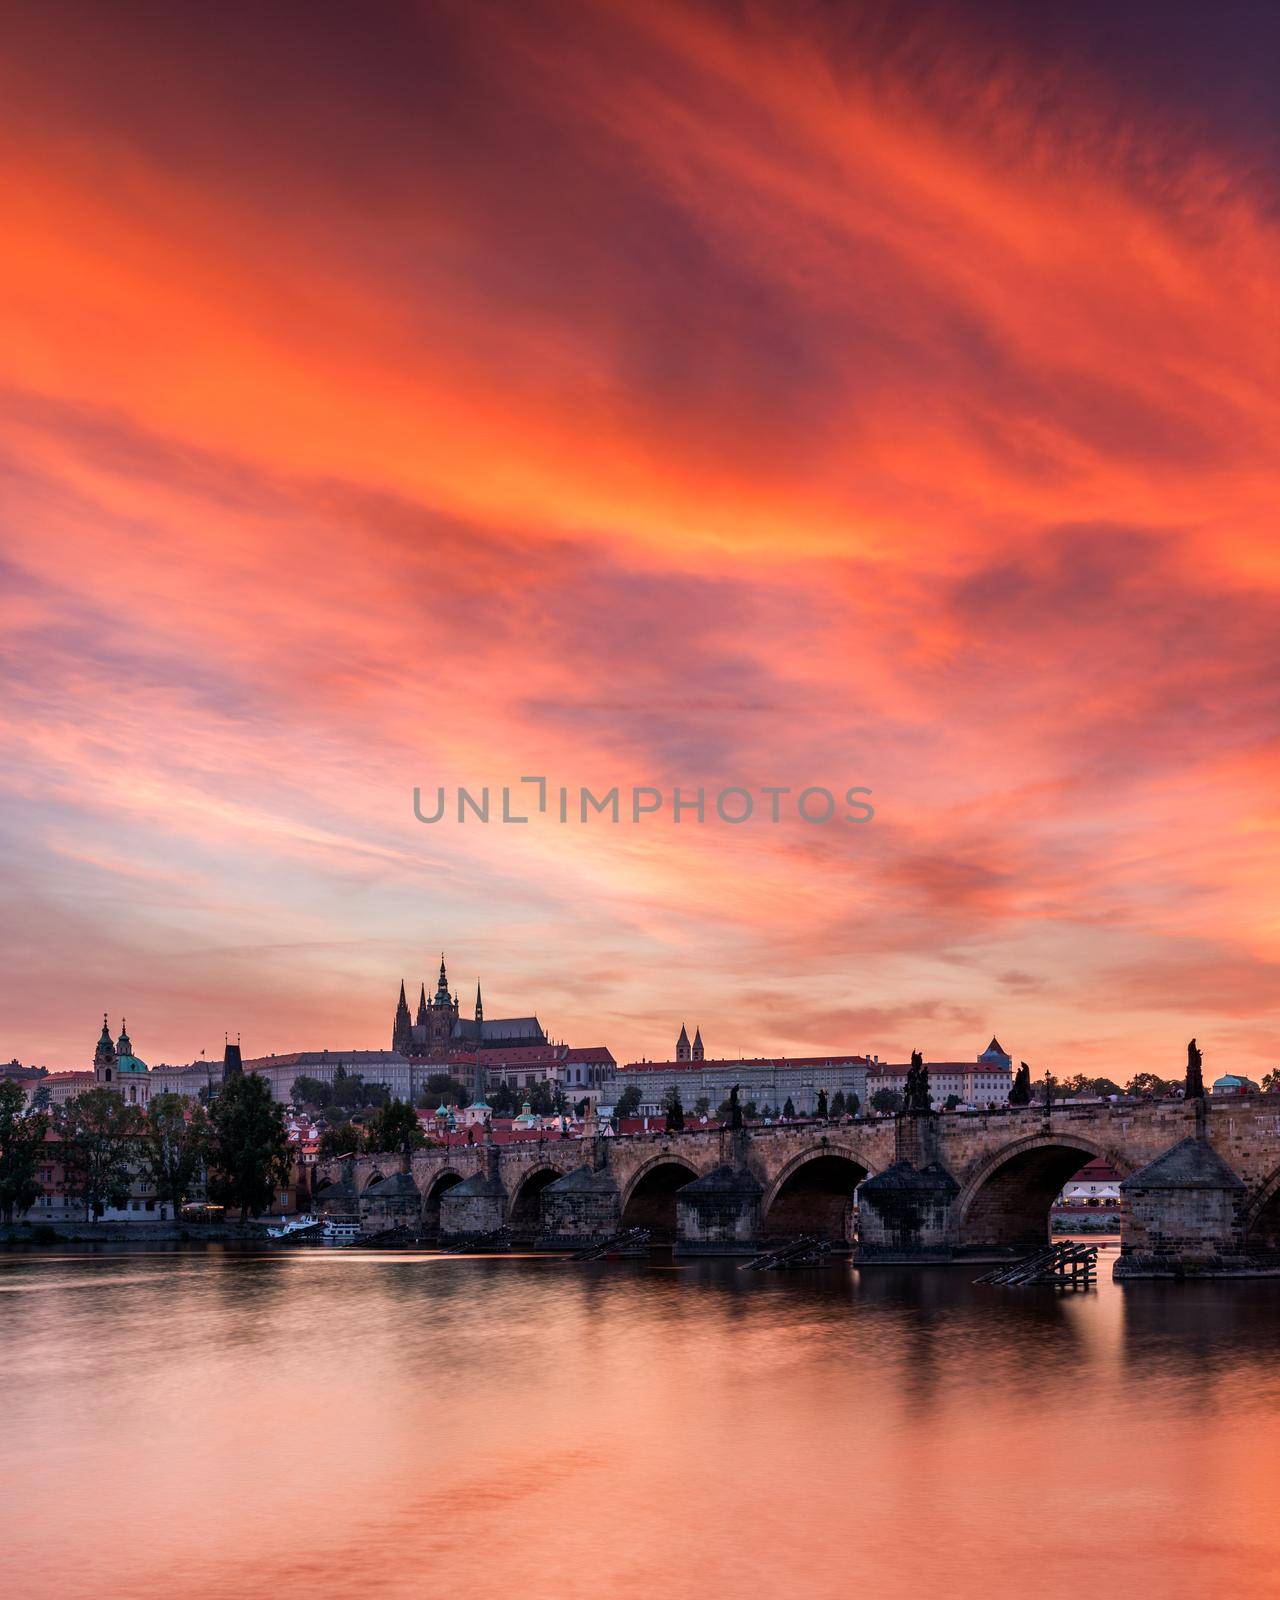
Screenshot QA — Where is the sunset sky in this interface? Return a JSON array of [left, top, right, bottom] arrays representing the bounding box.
[[1, 0, 1277, 1076]]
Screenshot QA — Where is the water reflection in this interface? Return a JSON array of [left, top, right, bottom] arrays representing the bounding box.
[[1, 1246, 1277, 1600]]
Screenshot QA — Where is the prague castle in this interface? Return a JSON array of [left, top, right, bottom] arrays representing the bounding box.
[[392, 954, 548, 1057]]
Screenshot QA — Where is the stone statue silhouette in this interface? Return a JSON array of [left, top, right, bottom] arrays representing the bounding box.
[[729, 1084, 743, 1130], [903, 1049, 933, 1115], [1185, 1037, 1205, 1100]]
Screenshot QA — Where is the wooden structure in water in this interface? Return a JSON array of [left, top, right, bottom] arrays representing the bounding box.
[[975, 1241, 1098, 1288], [741, 1235, 835, 1271], [444, 1224, 512, 1253], [569, 1227, 652, 1260]]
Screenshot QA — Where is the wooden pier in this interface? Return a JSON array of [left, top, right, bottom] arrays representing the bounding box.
[[975, 1241, 1098, 1288]]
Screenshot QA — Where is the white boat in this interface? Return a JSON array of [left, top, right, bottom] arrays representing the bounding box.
[[322, 1217, 362, 1242], [266, 1214, 320, 1238]]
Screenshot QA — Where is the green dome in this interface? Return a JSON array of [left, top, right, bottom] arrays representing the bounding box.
[[114, 1053, 149, 1074]]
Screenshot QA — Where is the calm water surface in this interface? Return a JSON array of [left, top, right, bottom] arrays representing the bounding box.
[[3, 1242, 1280, 1599]]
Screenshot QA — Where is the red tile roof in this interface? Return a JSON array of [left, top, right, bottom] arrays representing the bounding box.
[[622, 1054, 869, 1073]]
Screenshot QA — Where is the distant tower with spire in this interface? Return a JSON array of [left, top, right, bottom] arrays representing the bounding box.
[[475, 982, 484, 1024], [94, 1014, 117, 1074], [392, 980, 413, 1053], [676, 1023, 691, 1063], [692, 1026, 704, 1062], [222, 1033, 243, 1082]]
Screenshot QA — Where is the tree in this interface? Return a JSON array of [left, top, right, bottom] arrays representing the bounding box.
[[141, 1093, 209, 1218], [488, 1080, 517, 1117], [847, 1094, 860, 1119], [782, 1097, 796, 1119], [0, 1081, 48, 1224], [57, 1089, 143, 1222], [527, 1080, 566, 1117], [1008, 1062, 1032, 1105], [291, 1074, 332, 1108], [208, 1073, 292, 1222], [944, 1094, 960, 1110], [423, 1073, 469, 1108], [1263, 1071, 1280, 1094], [318, 1122, 362, 1159], [816, 1089, 829, 1119], [1127, 1071, 1174, 1099], [693, 1096, 710, 1118], [745, 1099, 758, 1120], [614, 1086, 642, 1119], [29, 1083, 52, 1114], [364, 1099, 424, 1154], [831, 1091, 846, 1117], [1091, 1078, 1123, 1099], [870, 1088, 903, 1115], [664, 1087, 685, 1133]]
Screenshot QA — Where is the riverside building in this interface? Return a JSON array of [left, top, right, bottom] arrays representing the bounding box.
[[614, 1028, 869, 1118]]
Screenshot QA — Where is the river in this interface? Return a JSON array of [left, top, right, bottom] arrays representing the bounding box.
[[2, 1242, 1279, 1599]]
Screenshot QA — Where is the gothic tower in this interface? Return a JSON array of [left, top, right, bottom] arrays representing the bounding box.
[[426, 954, 460, 1051], [692, 1026, 704, 1062], [393, 980, 413, 1053], [676, 1023, 690, 1063]]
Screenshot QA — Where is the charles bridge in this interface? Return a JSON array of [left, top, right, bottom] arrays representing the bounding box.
[[317, 1096, 1280, 1277]]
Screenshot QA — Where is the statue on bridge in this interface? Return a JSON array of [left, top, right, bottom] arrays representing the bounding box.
[[1185, 1038, 1204, 1100], [903, 1050, 933, 1115], [729, 1084, 743, 1130], [1008, 1062, 1032, 1105]]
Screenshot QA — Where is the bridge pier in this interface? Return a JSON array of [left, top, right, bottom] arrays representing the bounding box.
[[1115, 1135, 1251, 1279], [439, 1168, 508, 1246], [674, 1165, 763, 1255], [535, 1162, 621, 1249], [856, 1161, 960, 1262]]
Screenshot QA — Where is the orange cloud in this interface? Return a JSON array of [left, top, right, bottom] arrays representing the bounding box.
[[0, 0, 1277, 1075]]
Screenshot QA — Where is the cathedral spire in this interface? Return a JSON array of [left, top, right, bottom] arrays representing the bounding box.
[[475, 981, 483, 1024], [393, 980, 413, 1052], [692, 1026, 703, 1062], [416, 983, 429, 1026], [677, 1022, 690, 1063], [435, 952, 450, 1004]]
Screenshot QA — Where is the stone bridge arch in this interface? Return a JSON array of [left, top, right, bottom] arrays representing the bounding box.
[[1241, 1165, 1280, 1251], [951, 1131, 1129, 1252], [760, 1144, 877, 1245], [507, 1164, 565, 1244], [420, 1168, 467, 1242], [619, 1154, 702, 1243]]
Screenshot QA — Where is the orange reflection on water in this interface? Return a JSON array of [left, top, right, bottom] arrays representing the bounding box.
[[3, 1247, 1280, 1600]]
